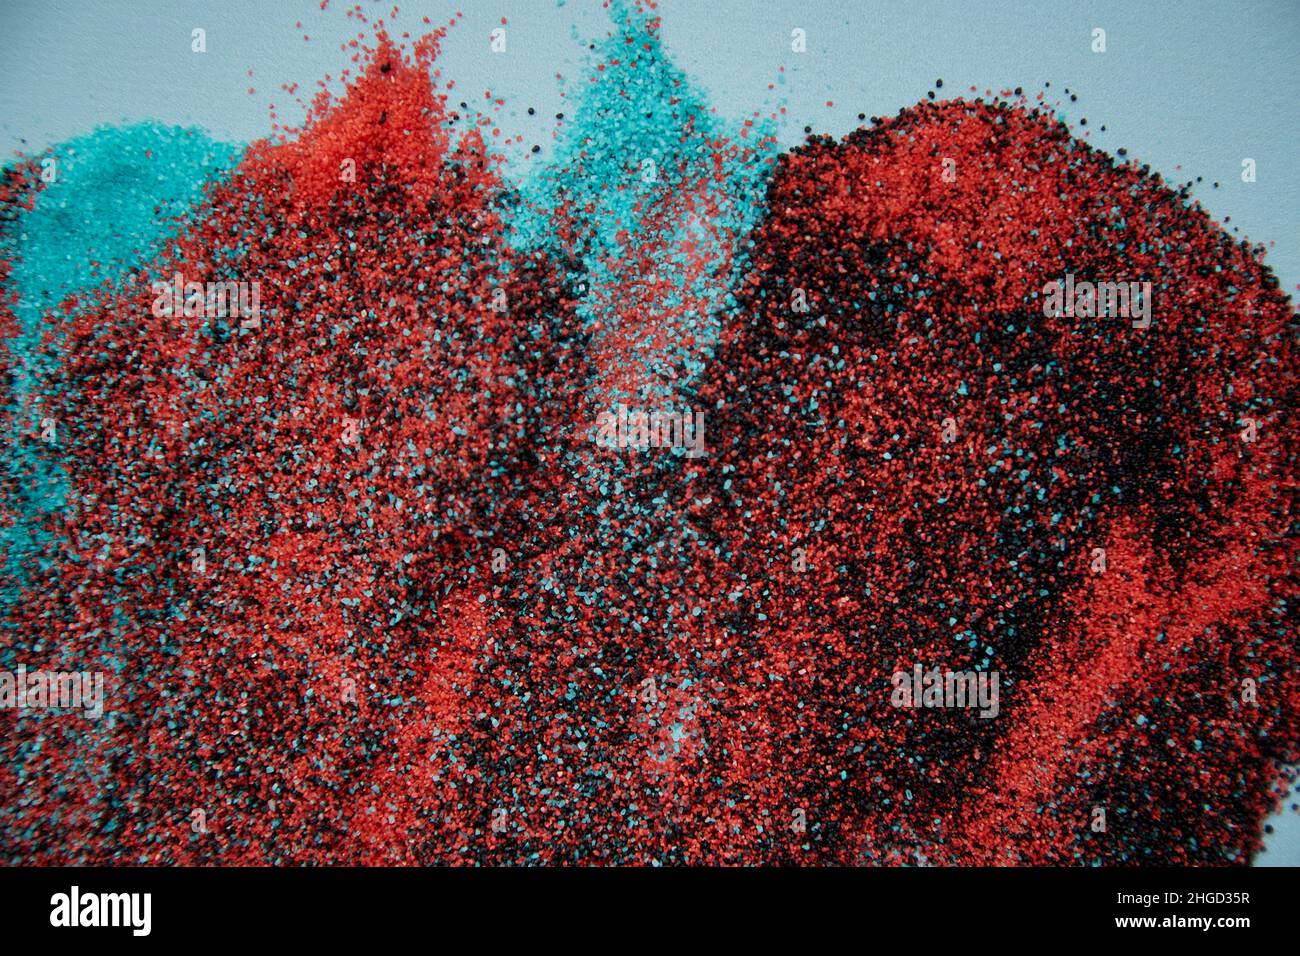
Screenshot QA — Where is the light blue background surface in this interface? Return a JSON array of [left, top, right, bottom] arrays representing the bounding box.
[[0, 0, 1295, 864]]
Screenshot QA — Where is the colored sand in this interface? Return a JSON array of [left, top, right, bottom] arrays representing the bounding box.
[[0, 6, 1295, 865]]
